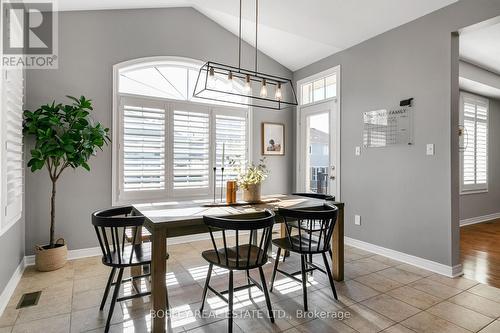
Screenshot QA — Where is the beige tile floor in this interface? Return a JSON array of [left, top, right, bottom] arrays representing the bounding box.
[[1, 240, 500, 333]]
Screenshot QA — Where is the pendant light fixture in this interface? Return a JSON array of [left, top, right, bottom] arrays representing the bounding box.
[[193, 0, 298, 110]]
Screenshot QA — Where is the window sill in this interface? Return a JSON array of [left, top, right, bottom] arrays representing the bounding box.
[[460, 189, 488, 195], [0, 215, 22, 238]]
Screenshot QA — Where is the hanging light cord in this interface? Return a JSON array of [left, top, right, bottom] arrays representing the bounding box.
[[236, 0, 259, 73], [255, 0, 259, 74], [238, 0, 242, 70]]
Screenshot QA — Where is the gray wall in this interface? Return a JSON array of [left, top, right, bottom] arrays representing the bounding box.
[[294, 0, 500, 267], [460, 97, 500, 220], [25, 7, 293, 254], [0, 219, 25, 296], [252, 110, 294, 195]]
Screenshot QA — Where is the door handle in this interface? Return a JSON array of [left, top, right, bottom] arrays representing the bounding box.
[[329, 176, 336, 180]]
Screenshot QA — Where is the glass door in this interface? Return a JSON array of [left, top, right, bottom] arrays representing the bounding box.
[[299, 101, 338, 197]]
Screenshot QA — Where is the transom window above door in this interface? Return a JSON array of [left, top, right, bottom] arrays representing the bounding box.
[[300, 73, 336, 105], [113, 57, 249, 205]]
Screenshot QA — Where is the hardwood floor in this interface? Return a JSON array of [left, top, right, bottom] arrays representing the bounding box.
[[461, 219, 500, 288]]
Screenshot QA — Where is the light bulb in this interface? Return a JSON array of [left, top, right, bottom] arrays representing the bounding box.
[[244, 74, 252, 93], [225, 71, 234, 91], [208, 67, 215, 88], [275, 82, 282, 100], [260, 79, 267, 98]]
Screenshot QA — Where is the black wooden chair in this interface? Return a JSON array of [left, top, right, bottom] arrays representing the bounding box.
[[269, 204, 339, 311], [92, 206, 169, 333], [288, 193, 335, 264], [292, 192, 335, 201], [200, 210, 276, 333]]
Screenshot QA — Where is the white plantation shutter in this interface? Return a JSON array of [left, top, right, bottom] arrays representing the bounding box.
[[121, 100, 166, 193], [1, 67, 24, 230], [173, 108, 210, 190], [461, 93, 488, 192], [215, 113, 247, 182], [115, 97, 249, 203]]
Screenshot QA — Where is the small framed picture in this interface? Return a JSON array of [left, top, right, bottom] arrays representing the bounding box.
[[262, 122, 285, 156]]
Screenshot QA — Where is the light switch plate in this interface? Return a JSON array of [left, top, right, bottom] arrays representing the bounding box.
[[354, 215, 361, 226], [355, 146, 361, 156], [426, 144, 435, 156]]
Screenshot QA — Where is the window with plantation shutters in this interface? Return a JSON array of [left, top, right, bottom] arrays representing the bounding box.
[[173, 108, 210, 191], [460, 92, 488, 193], [1, 67, 24, 233], [215, 113, 247, 182], [113, 59, 249, 205], [121, 98, 166, 196]]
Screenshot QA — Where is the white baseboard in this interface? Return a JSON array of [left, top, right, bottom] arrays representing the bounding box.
[[460, 212, 500, 227], [23, 232, 227, 266], [24, 246, 102, 266], [0, 258, 26, 317], [345, 237, 463, 278]]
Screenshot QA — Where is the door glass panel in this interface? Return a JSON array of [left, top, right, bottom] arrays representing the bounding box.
[[306, 112, 329, 194]]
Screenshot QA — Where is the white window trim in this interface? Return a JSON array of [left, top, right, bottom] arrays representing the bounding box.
[[295, 65, 341, 200], [112, 56, 252, 206], [459, 91, 489, 195]]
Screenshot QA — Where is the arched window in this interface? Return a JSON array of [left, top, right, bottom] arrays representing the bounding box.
[[112, 57, 249, 205], [119, 58, 247, 106]]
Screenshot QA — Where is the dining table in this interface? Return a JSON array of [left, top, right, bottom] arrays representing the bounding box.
[[133, 194, 344, 333]]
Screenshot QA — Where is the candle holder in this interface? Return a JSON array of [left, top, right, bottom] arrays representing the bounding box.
[[212, 167, 217, 203], [220, 167, 225, 202]]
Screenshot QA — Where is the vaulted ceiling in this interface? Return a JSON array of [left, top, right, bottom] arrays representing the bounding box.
[[59, 0, 459, 71], [460, 21, 500, 75]]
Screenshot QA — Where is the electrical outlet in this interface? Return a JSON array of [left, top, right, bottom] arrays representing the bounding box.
[[354, 215, 361, 226], [426, 144, 435, 156], [355, 146, 361, 156]]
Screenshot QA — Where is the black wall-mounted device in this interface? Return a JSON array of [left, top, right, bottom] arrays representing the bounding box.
[[400, 98, 414, 107]]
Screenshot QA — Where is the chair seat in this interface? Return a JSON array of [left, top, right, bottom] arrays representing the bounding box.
[[202, 244, 268, 270], [272, 236, 329, 254], [287, 219, 324, 232], [101, 242, 169, 267]]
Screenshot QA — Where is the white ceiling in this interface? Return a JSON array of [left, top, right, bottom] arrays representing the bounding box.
[[460, 77, 500, 99], [460, 22, 500, 75], [59, 0, 459, 71]]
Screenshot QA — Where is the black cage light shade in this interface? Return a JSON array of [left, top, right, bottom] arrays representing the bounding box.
[[193, 62, 298, 110]]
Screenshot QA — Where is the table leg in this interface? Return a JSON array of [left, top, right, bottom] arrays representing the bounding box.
[[332, 204, 344, 281], [151, 228, 167, 333], [280, 221, 290, 258], [131, 227, 142, 291]]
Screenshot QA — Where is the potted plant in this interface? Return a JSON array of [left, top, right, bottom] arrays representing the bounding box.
[[231, 158, 268, 203], [23, 96, 110, 271]]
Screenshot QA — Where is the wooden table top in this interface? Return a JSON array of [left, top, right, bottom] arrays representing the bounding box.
[[134, 194, 343, 230]]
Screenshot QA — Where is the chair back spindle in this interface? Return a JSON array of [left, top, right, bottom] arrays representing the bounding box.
[[203, 210, 275, 270], [92, 206, 145, 266], [279, 204, 338, 254]]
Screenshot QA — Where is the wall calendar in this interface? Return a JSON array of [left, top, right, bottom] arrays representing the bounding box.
[[363, 106, 414, 148]]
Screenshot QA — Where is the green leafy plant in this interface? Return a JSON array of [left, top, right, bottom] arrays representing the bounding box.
[[230, 158, 269, 190], [23, 96, 110, 248]]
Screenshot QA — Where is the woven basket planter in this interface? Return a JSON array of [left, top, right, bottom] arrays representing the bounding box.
[[35, 238, 68, 271]]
